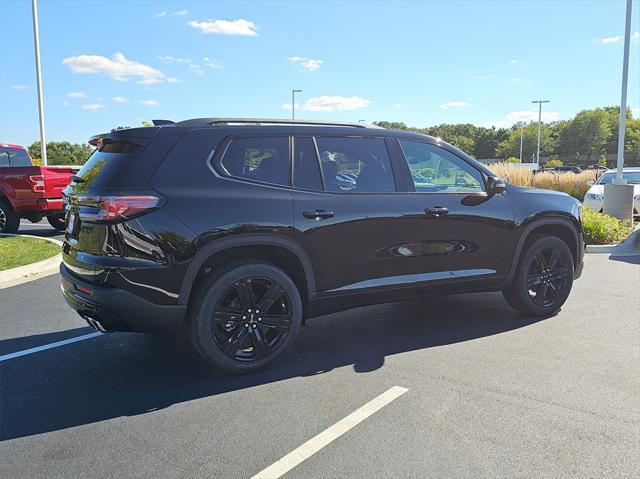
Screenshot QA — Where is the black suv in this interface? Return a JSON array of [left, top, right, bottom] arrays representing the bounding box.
[[61, 118, 585, 374]]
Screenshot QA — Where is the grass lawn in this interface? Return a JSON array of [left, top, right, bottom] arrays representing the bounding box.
[[0, 236, 60, 271]]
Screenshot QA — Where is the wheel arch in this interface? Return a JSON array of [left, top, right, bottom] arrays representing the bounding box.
[[506, 216, 581, 283], [179, 234, 316, 310]]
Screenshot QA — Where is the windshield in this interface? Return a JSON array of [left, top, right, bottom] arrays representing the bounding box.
[[596, 171, 640, 185]]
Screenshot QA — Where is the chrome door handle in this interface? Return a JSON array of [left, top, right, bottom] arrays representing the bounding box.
[[303, 209, 334, 220]]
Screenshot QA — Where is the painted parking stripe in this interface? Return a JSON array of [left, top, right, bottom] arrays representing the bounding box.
[[0, 332, 102, 362], [251, 386, 408, 479]]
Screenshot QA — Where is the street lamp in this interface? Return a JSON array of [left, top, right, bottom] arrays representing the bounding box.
[[31, 0, 47, 165], [531, 100, 550, 167], [291, 89, 302, 120]]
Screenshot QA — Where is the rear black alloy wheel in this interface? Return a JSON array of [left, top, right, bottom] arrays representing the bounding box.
[[503, 235, 574, 316], [0, 199, 19, 233], [189, 261, 302, 374], [47, 214, 66, 231]]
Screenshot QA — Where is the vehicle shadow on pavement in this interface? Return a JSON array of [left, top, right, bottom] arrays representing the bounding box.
[[0, 292, 549, 441]]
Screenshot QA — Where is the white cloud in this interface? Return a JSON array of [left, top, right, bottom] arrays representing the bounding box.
[[598, 35, 622, 44], [140, 99, 159, 106], [474, 74, 498, 79], [281, 102, 300, 110], [67, 91, 88, 98], [302, 95, 371, 112], [484, 110, 561, 128], [287, 56, 323, 72], [157, 55, 192, 63], [203, 57, 223, 69], [82, 103, 107, 111], [12, 84, 28, 90], [112, 96, 128, 103], [189, 64, 204, 75], [187, 19, 258, 36], [167, 77, 182, 83], [62, 52, 167, 84], [632, 107, 640, 118], [393, 103, 402, 109], [633, 31, 640, 41], [155, 10, 187, 18], [440, 100, 471, 110], [510, 59, 519, 64]]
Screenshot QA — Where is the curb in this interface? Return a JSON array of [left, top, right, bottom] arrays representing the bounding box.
[[585, 227, 640, 256], [0, 234, 63, 289]]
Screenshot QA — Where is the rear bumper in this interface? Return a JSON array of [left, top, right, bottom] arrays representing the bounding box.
[[36, 198, 64, 212], [60, 263, 186, 333]]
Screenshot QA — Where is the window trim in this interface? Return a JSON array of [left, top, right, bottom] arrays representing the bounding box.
[[290, 136, 325, 193], [212, 134, 293, 189], [394, 138, 488, 195]]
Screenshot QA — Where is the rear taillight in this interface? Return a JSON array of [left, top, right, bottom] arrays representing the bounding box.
[[77, 195, 160, 223], [29, 175, 45, 192]]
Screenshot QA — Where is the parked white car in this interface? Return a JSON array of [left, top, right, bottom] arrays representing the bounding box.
[[583, 167, 640, 216]]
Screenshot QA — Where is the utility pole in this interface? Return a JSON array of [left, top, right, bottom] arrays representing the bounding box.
[[531, 100, 549, 167], [31, 0, 47, 165], [291, 89, 302, 120]]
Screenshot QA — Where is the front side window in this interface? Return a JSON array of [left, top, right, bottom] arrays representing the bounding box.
[[399, 140, 484, 193], [220, 137, 289, 187], [315, 137, 395, 193]]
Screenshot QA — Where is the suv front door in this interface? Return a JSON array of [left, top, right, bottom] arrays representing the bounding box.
[[291, 136, 420, 309], [394, 139, 516, 292]]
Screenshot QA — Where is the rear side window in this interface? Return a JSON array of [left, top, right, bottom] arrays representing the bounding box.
[[74, 140, 140, 191], [316, 137, 396, 193], [0, 147, 31, 167], [293, 137, 322, 191], [220, 137, 289, 187]]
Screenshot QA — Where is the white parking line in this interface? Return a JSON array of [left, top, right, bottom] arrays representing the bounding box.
[[0, 332, 102, 362], [251, 385, 408, 479]]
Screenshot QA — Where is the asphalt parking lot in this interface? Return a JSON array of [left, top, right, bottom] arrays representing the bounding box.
[[1, 252, 638, 478]]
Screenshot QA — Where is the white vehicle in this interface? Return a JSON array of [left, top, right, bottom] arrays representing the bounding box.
[[583, 167, 640, 216]]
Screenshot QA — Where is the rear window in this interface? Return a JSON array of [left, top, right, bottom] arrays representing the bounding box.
[[220, 137, 290, 187], [74, 141, 140, 190], [0, 147, 31, 167]]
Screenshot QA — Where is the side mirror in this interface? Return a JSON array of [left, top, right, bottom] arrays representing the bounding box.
[[487, 176, 506, 195], [586, 180, 594, 186]]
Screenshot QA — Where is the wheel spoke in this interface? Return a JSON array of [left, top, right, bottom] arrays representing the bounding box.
[[251, 328, 271, 358], [550, 266, 569, 281], [234, 281, 254, 310], [260, 314, 290, 332], [534, 252, 547, 273], [256, 282, 283, 313], [527, 274, 543, 289], [537, 282, 550, 305], [548, 248, 561, 270], [213, 307, 244, 324], [222, 326, 249, 358]]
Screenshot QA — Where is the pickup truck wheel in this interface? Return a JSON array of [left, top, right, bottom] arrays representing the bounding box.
[[47, 214, 66, 231], [503, 235, 574, 317], [188, 261, 302, 375], [0, 199, 19, 233]]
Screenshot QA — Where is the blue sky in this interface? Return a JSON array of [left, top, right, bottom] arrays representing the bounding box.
[[1, 0, 639, 146]]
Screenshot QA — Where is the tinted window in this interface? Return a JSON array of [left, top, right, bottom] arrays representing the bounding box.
[[74, 141, 140, 191], [293, 137, 322, 191], [221, 137, 289, 187], [0, 147, 31, 167], [399, 140, 484, 193], [316, 137, 395, 193]]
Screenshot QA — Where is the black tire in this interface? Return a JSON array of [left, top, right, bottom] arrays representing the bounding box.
[[46, 214, 66, 231], [188, 261, 302, 374], [503, 235, 574, 316], [0, 199, 19, 234]]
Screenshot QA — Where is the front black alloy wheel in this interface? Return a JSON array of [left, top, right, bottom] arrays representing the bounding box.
[[503, 235, 574, 316], [189, 261, 302, 374]]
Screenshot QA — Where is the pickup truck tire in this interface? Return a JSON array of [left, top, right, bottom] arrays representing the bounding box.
[[47, 214, 66, 231], [0, 199, 19, 233]]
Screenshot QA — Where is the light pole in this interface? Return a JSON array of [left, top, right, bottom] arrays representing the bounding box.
[[604, 0, 634, 221], [531, 100, 549, 167], [31, 0, 47, 165], [291, 89, 302, 120], [519, 122, 524, 163]]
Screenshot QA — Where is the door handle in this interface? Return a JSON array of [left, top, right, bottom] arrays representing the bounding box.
[[303, 209, 334, 220], [424, 206, 449, 217]]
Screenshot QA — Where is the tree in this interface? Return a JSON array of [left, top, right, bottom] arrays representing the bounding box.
[[28, 141, 93, 166], [545, 159, 564, 168], [496, 123, 555, 161], [557, 108, 611, 160]]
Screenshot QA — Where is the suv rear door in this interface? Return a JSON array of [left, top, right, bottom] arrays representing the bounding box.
[[393, 138, 516, 292], [291, 135, 421, 309]]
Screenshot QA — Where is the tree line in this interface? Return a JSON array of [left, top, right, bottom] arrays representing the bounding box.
[[375, 106, 640, 166]]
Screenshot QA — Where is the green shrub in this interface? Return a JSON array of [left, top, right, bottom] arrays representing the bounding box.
[[582, 208, 633, 245], [504, 156, 520, 164], [545, 159, 564, 168]]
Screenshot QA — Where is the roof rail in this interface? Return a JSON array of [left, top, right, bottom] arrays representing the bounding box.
[[173, 118, 384, 129], [152, 119, 175, 126]]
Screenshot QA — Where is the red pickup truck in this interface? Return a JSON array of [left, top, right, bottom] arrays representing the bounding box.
[[0, 143, 78, 233]]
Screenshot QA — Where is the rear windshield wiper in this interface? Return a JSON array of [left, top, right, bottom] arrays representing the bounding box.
[[71, 175, 85, 183]]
